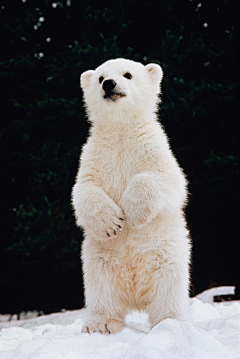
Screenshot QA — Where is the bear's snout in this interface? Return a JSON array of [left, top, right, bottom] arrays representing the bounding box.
[[102, 79, 116, 93]]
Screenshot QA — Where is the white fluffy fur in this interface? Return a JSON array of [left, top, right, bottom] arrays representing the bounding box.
[[72, 58, 191, 334], [125, 310, 151, 333]]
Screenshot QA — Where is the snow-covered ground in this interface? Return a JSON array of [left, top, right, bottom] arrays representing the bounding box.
[[0, 288, 240, 359]]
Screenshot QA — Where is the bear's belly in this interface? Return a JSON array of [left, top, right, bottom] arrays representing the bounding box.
[[115, 248, 161, 309], [83, 236, 165, 309]]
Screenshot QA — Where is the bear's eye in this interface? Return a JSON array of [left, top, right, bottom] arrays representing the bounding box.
[[99, 76, 104, 84], [123, 72, 132, 79]]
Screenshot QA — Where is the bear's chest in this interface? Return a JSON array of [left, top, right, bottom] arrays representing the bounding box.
[[82, 135, 147, 202]]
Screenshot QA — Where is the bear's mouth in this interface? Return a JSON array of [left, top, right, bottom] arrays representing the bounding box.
[[104, 92, 126, 101]]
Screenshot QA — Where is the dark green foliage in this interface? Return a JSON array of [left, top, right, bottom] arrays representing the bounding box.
[[0, 0, 238, 313]]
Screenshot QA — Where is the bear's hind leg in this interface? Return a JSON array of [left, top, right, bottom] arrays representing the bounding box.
[[147, 261, 189, 329], [81, 241, 127, 334]]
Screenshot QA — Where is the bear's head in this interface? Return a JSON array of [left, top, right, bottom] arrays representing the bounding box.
[[80, 58, 163, 122]]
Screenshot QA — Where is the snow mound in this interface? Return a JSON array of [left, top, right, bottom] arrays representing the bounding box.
[[0, 298, 240, 359]]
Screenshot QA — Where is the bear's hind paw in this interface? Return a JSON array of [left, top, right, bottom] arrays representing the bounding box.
[[81, 318, 124, 334]]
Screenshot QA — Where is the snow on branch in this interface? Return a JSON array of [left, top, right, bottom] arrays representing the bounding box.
[[195, 286, 235, 303]]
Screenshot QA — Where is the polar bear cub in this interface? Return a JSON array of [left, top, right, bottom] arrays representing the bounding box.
[[72, 58, 191, 334]]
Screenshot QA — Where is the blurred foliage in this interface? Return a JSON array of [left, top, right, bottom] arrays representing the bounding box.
[[0, 0, 238, 313]]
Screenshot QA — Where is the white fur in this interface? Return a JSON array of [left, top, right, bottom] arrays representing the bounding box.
[[72, 58, 191, 334], [125, 310, 151, 333]]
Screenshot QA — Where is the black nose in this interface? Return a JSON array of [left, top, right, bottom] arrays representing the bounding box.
[[102, 79, 116, 92]]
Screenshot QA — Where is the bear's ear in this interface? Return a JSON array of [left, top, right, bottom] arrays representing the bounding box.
[[145, 63, 163, 84], [80, 70, 94, 90]]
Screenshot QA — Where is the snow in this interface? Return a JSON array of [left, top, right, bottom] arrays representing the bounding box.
[[195, 286, 236, 303], [1, 288, 240, 359]]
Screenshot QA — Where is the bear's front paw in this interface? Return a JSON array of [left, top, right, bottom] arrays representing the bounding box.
[[120, 197, 155, 229], [86, 203, 125, 240], [127, 206, 154, 229]]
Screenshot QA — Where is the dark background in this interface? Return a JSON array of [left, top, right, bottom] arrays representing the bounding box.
[[0, 0, 238, 315]]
